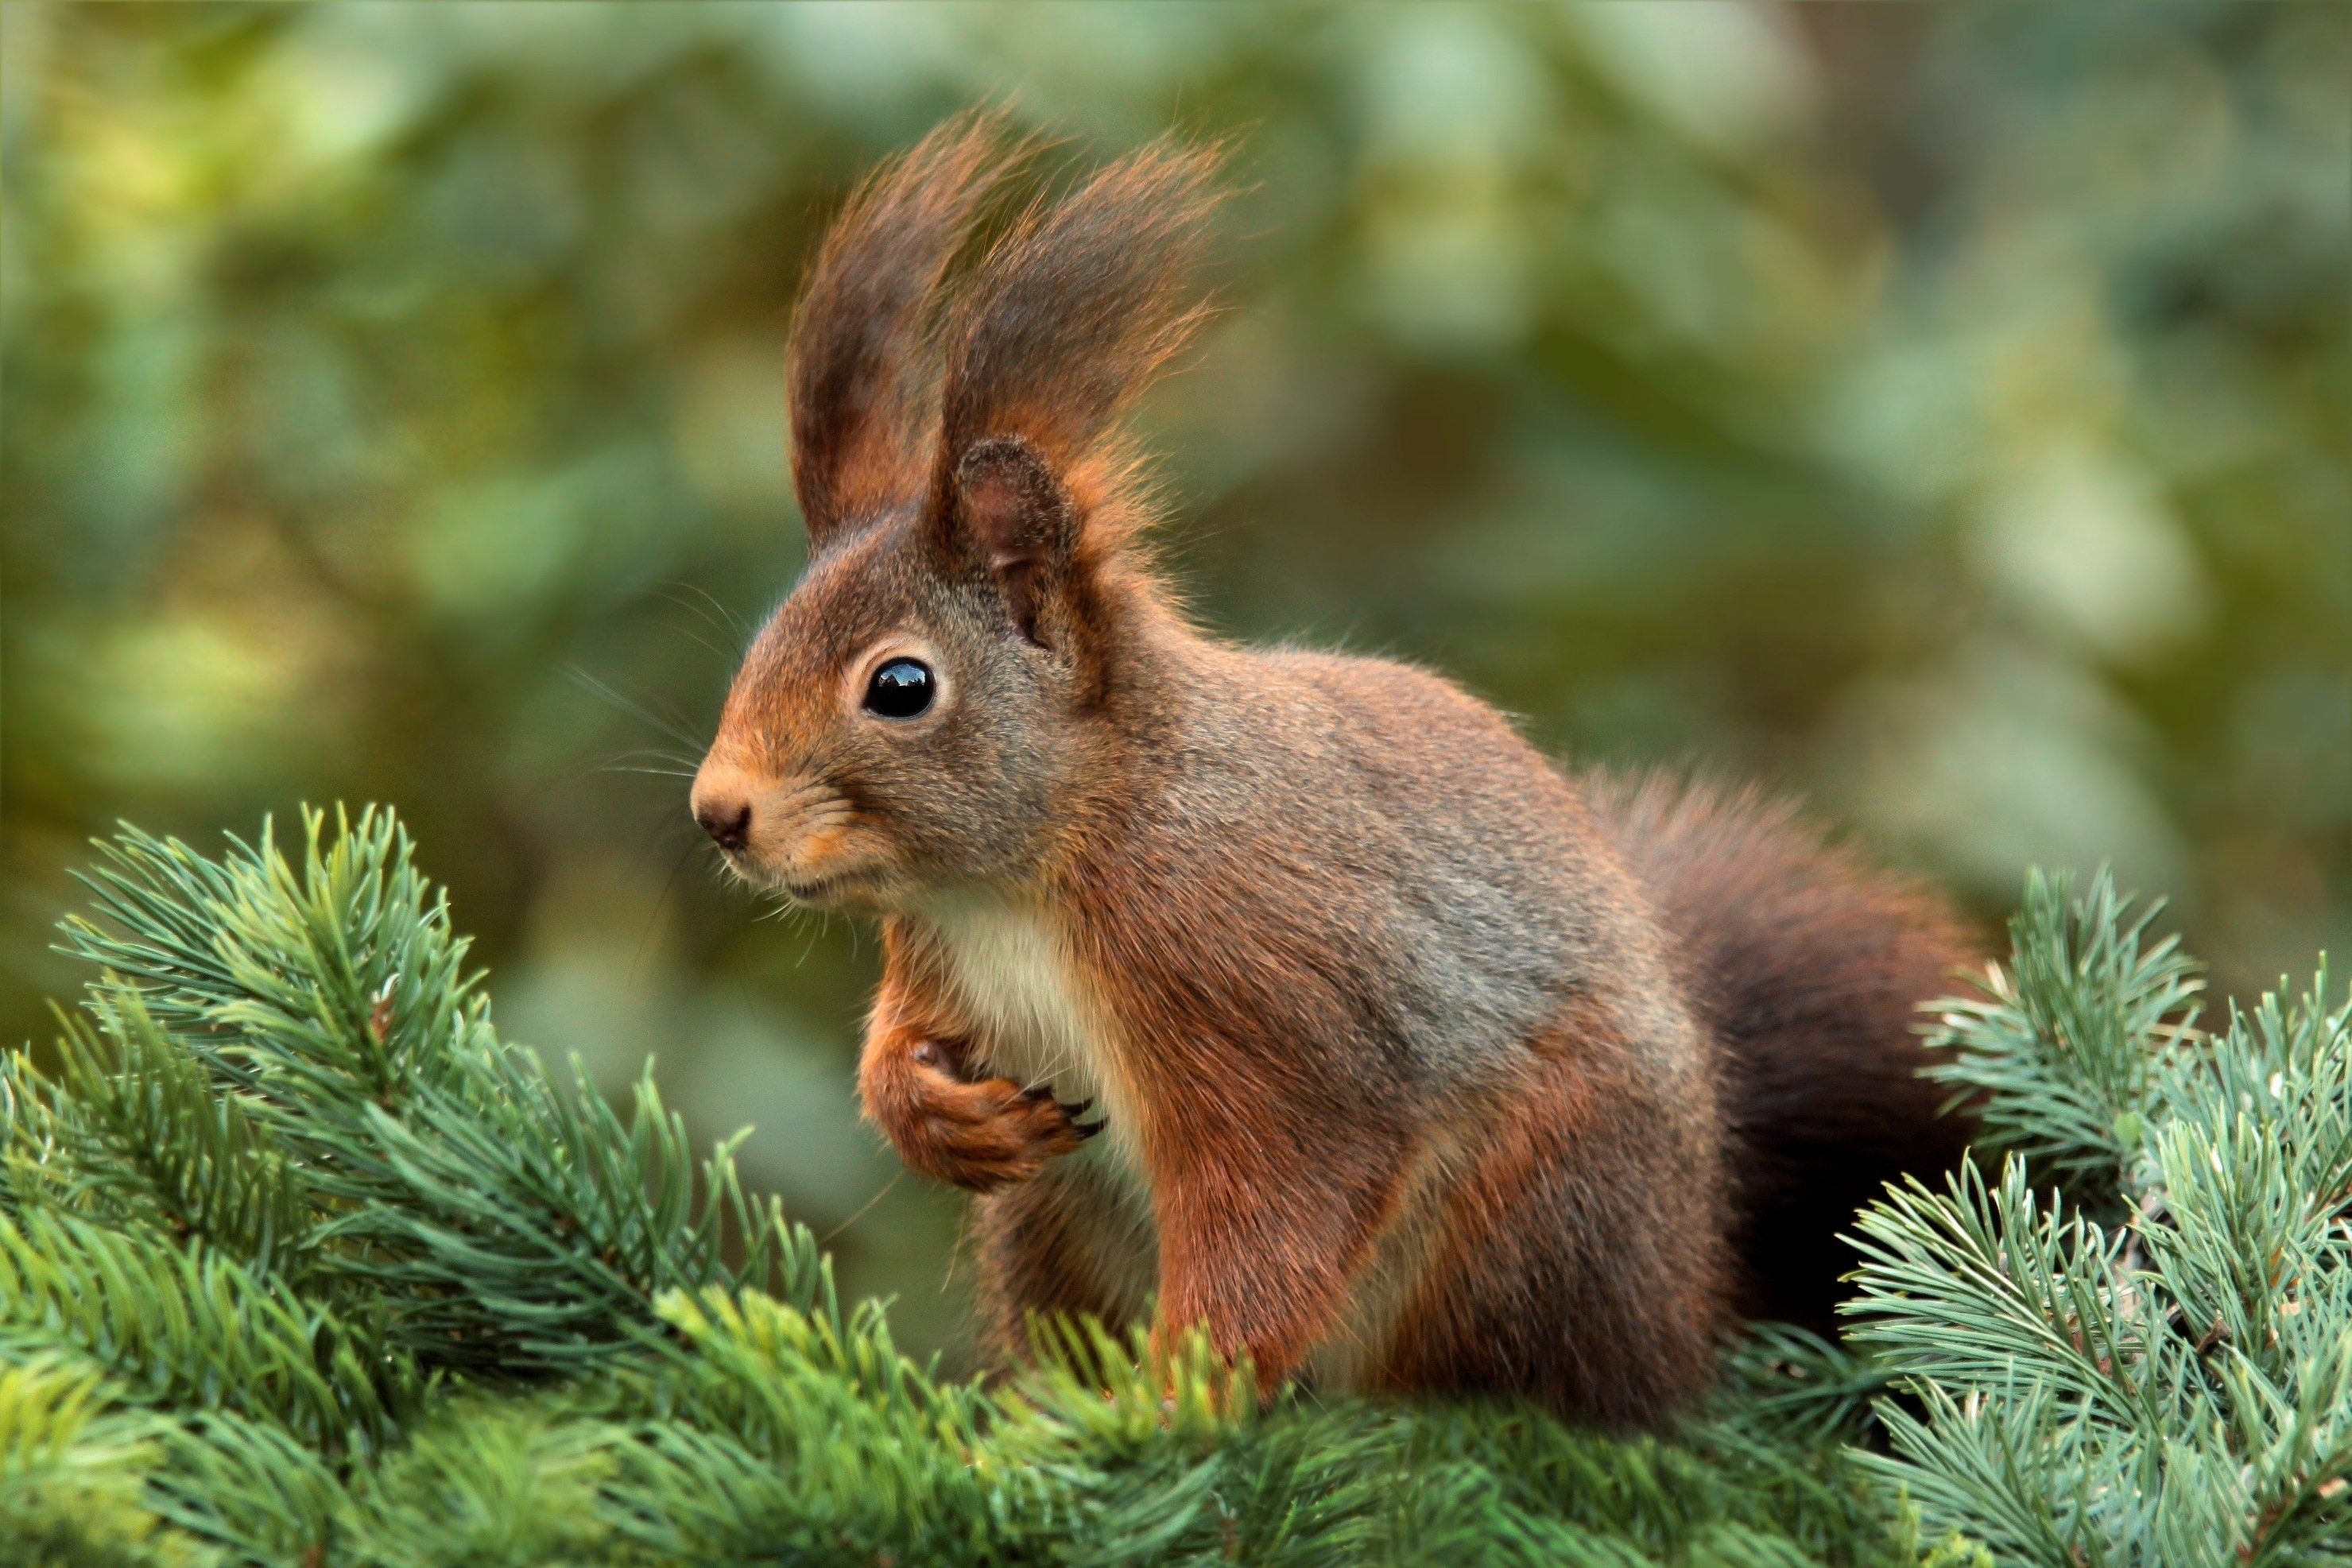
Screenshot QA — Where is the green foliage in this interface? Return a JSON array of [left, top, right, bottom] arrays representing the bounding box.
[[48, 811, 808, 1384], [0, 1357, 189, 1568], [1852, 870, 2352, 1565], [2, 814, 2346, 1565], [1919, 870, 2205, 1193]]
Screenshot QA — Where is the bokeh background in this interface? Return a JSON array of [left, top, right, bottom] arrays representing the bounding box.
[[5, 1, 2346, 1365]]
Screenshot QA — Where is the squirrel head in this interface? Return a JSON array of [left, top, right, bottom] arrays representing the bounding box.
[[691, 117, 1222, 910]]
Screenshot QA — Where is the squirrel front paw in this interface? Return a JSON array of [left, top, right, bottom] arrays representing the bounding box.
[[862, 1038, 1103, 1192]]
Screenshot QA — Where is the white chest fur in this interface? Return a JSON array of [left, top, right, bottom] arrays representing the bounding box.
[[915, 895, 1407, 1394], [916, 895, 1147, 1186]]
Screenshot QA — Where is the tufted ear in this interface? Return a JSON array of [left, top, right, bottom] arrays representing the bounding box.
[[952, 436, 1075, 647], [785, 115, 1018, 549], [926, 137, 1225, 649]]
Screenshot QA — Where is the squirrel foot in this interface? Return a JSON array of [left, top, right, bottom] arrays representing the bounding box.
[[872, 1040, 1102, 1192]]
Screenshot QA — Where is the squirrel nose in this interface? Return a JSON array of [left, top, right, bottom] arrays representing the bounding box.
[[695, 796, 752, 851], [690, 756, 765, 852]]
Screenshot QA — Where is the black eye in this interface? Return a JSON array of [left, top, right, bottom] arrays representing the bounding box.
[[862, 657, 936, 719]]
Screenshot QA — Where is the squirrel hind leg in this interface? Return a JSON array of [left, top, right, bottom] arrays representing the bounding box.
[[968, 1160, 1157, 1372], [1377, 1048, 1734, 1431]]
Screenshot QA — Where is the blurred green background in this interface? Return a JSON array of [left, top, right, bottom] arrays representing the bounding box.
[[5, 1, 2346, 1365]]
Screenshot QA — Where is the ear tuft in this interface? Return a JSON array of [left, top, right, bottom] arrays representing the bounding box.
[[954, 436, 1074, 646], [787, 114, 1025, 548], [931, 137, 1226, 552]]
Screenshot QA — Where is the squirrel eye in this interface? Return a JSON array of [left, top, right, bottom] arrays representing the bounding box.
[[862, 657, 936, 720]]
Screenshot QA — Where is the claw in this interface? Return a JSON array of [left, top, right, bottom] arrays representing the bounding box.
[[1072, 1118, 1108, 1140], [1020, 1084, 1054, 1104], [1059, 1098, 1094, 1119]]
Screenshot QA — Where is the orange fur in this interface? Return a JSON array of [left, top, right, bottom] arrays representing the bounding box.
[[695, 126, 1981, 1429], [860, 952, 1095, 1192]]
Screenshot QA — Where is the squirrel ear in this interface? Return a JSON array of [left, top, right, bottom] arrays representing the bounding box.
[[786, 117, 1017, 549], [951, 436, 1076, 648]]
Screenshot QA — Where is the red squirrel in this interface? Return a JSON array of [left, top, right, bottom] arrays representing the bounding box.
[[688, 118, 1977, 1428]]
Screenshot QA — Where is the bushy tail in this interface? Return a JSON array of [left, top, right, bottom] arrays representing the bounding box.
[[1583, 772, 1981, 1330]]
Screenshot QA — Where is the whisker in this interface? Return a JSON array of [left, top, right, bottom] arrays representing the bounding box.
[[597, 765, 699, 780], [768, 781, 839, 815], [630, 840, 699, 986], [818, 1170, 906, 1245], [659, 579, 753, 641], [605, 746, 704, 768], [650, 602, 734, 666], [568, 668, 709, 751]]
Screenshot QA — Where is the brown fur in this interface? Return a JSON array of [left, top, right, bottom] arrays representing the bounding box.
[[786, 114, 1017, 544], [858, 935, 1095, 1191], [970, 1160, 1153, 1367], [1381, 1030, 1724, 1425], [690, 126, 1980, 1429], [1581, 774, 1978, 1331]]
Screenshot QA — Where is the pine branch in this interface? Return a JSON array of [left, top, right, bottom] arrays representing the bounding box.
[[54, 809, 804, 1381], [37, 997, 316, 1281], [1852, 872, 2351, 1567], [0, 1357, 190, 1568], [1921, 868, 2204, 1195], [24, 811, 2342, 1565], [0, 1203, 420, 1463]]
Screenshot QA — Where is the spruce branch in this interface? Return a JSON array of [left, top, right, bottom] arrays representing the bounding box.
[[53, 808, 805, 1380], [39, 997, 316, 1280], [0, 1356, 188, 1568], [1922, 868, 2204, 1196], [17, 810, 2345, 1566], [0, 1204, 419, 1460], [1853, 871, 2350, 1567]]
